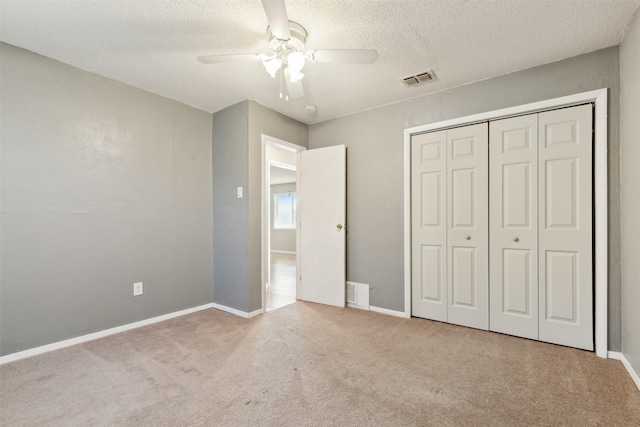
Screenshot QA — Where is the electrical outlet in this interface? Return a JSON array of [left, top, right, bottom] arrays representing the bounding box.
[[133, 282, 143, 296]]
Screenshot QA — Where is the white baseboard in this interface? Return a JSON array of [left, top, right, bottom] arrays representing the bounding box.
[[270, 250, 296, 255], [369, 305, 410, 319], [347, 302, 369, 311], [248, 308, 264, 318], [0, 303, 214, 365], [212, 303, 264, 319], [608, 351, 640, 391]]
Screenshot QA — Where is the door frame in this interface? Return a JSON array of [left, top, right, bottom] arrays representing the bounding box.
[[261, 134, 306, 314], [403, 88, 608, 357]]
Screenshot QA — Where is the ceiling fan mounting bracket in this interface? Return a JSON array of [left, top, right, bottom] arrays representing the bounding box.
[[268, 21, 307, 53]]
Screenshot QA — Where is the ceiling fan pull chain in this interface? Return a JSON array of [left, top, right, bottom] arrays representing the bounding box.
[[278, 67, 289, 101]]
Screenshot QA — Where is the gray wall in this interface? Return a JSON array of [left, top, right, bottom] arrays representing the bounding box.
[[620, 10, 640, 374], [270, 183, 297, 253], [212, 100, 307, 313], [212, 101, 249, 311], [309, 47, 623, 350], [0, 43, 213, 356]]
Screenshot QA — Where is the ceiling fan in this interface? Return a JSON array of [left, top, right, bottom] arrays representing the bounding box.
[[197, 0, 378, 100]]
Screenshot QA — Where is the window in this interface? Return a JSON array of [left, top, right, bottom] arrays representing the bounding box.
[[274, 192, 297, 229]]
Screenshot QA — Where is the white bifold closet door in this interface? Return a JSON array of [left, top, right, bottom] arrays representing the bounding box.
[[538, 105, 593, 350], [489, 104, 593, 350], [489, 114, 539, 340], [412, 104, 592, 350], [411, 130, 447, 321], [447, 125, 489, 330], [411, 123, 488, 330]]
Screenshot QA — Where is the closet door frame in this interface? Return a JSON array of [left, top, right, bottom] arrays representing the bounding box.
[[404, 88, 608, 358]]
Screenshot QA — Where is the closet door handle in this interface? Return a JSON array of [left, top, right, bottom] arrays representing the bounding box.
[[465, 235, 471, 240], [513, 237, 519, 242]]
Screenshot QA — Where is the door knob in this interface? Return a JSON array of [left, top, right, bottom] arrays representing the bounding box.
[[513, 237, 519, 242], [336, 224, 343, 230], [465, 235, 471, 240]]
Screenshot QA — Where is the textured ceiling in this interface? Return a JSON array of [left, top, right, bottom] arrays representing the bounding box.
[[1, 0, 639, 124]]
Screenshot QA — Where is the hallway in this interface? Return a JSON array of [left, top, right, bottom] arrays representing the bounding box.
[[266, 253, 296, 311]]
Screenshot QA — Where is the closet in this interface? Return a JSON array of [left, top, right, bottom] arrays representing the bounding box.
[[411, 104, 593, 351]]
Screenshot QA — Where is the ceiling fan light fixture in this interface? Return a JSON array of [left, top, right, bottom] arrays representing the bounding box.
[[289, 69, 304, 83], [284, 67, 304, 83], [263, 57, 282, 78], [287, 51, 305, 72]]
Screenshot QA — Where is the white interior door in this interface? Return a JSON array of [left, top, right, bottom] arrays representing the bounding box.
[[447, 123, 489, 330], [489, 114, 539, 339], [411, 130, 448, 321], [298, 145, 346, 307], [538, 104, 593, 350]]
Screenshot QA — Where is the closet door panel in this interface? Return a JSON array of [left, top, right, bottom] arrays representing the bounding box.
[[411, 131, 447, 321], [489, 115, 538, 339], [538, 104, 593, 350], [447, 123, 489, 330], [451, 246, 476, 306]]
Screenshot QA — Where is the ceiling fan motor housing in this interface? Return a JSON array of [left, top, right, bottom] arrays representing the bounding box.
[[268, 21, 307, 52]]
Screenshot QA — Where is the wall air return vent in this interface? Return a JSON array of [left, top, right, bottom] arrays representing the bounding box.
[[347, 282, 357, 304], [346, 281, 370, 309], [402, 70, 436, 87]]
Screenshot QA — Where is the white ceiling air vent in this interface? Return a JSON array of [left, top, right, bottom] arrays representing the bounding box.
[[402, 70, 436, 87]]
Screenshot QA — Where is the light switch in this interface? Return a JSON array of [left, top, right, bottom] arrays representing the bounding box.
[[237, 187, 243, 198], [133, 282, 143, 296]]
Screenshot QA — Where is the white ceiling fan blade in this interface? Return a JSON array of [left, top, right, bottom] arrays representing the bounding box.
[[261, 0, 291, 40], [286, 76, 304, 99], [197, 53, 262, 64], [307, 49, 378, 64]]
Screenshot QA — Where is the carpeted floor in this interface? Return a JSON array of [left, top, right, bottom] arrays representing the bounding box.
[[1, 302, 638, 426]]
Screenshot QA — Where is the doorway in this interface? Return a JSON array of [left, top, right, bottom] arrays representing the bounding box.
[[262, 136, 306, 312], [268, 164, 297, 310]]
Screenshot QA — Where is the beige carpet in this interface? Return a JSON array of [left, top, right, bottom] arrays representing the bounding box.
[[1, 302, 638, 426]]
